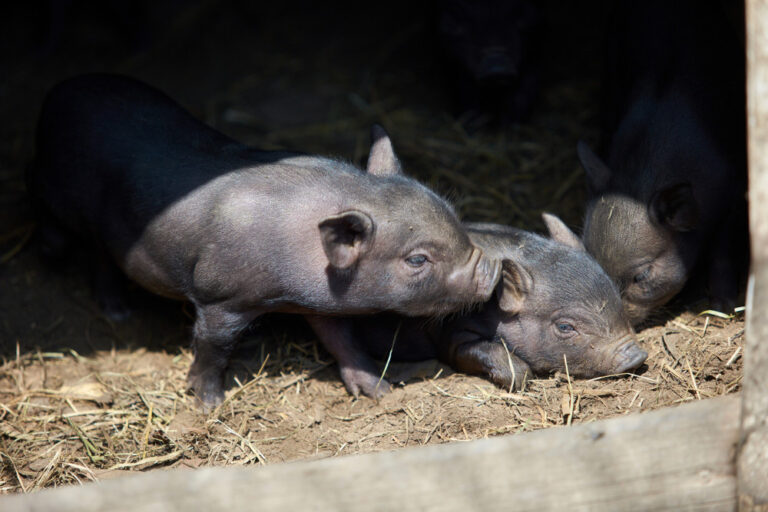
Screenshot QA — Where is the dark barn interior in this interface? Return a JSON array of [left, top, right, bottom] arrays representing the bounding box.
[[0, 0, 748, 491]]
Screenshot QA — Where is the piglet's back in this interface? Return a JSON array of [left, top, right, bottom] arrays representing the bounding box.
[[30, 74, 249, 234]]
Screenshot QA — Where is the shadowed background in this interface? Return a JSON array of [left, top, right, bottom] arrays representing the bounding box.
[[0, 0, 745, 493]]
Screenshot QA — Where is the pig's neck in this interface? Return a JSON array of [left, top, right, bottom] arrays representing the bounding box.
[[608, 85, 733, 207]]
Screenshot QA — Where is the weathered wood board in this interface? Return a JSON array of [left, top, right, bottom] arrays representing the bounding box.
[[3, 395, 739, 512]]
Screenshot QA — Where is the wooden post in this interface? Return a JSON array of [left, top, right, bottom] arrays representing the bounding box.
[[741, 1, 768, 510]]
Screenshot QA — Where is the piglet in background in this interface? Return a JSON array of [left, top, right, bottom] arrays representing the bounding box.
[[578, 0, 746, 325], [438, 0, 542, 128]]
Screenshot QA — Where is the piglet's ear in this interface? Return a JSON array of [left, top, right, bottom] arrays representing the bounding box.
[[577, 141, 611, 194], [542, 213, 585, 251], [649, 183, 698, 232], [319, 211, 374, 270], [496, 260, 532, 314], [366, 124, 403, 176]]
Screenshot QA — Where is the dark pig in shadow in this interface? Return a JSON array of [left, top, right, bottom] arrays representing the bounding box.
[[27, 73, 501, 409], [578, 0, 746, 325], [344, 215, 646, 392], [438, 0, 542, 127]]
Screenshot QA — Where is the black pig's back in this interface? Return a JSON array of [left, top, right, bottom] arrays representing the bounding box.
[[29, 73, 244, 243]]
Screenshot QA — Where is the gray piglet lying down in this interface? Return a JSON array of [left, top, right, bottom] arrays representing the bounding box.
[[339, 215, 647, 394], [27, 73, 501, 409]]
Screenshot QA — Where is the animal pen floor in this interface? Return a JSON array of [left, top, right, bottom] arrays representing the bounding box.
[[0, 0, 745, 493]]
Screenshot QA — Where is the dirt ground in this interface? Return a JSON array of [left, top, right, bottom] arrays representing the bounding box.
[[0, 0, 746, 493]]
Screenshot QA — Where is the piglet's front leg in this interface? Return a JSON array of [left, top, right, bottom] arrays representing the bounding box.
[[306, 315, 390, 399], [444, 336, 531, 391], [187, 304, 258, 411], [707, 216, 744, 314]]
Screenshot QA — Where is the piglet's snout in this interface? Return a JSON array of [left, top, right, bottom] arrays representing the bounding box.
[[446, 248, 501, 304], [611, 337, 648, 373], [475, 252, 502, 301]]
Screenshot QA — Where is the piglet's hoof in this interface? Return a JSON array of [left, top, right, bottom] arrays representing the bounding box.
[[187, 371, 225, 412], [340, 366, 390, 400], [708, 296, 737, 316], [489, 358, 531, 392], [98, 296, 133, 322]]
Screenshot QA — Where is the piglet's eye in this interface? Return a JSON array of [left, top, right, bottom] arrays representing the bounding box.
[[556, 322, 575, 334], [406, 254, 428, 267], [633, 267, 651, 284]]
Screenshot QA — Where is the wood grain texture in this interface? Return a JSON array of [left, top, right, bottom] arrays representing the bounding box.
[[3, 395, 739, 512], [742, 1, 768, 510]]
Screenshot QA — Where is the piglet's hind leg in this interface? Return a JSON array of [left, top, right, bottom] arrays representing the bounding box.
[[187, 305, 256, 411], [91, 250, 132, 322]]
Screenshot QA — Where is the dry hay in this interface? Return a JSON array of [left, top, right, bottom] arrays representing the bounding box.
[[0, 307, 744, 493], [0, 0, 746, 496]]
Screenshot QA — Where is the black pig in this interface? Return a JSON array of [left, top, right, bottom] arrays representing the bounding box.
[[578, 1, 746, 324], [28, 74, 501, 408], [438, 0, 542, 126], [342, 215, 646, 392]]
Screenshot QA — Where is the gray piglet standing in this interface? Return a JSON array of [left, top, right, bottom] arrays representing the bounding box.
[[28, 74, 501, 408]]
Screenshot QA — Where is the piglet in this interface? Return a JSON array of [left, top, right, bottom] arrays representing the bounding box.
[[27, 74, 501, 408], [578, 0, 746, 324], [346, 215, 646, 391]]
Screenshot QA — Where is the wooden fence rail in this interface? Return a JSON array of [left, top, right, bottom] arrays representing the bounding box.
[[4, 395, 739, 512]]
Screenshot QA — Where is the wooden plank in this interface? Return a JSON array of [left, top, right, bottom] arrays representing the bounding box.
[[3, 395, 739, 512], [742, 1, 768, 510]]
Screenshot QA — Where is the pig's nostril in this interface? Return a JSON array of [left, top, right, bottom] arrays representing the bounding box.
[[628, 347, 647, 366]]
